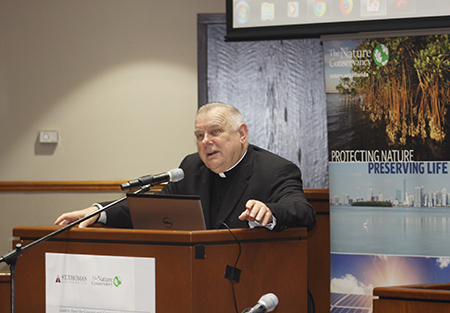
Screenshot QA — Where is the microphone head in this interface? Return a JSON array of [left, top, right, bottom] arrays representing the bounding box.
[[168, 168, 184, 182], [258, 293, 278, 312]]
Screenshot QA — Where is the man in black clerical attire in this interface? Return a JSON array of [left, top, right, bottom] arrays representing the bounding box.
[[55, 102, 316, 232]]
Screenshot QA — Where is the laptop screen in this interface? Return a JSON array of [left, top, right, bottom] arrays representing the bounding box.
[[127, 193, 206, 231]]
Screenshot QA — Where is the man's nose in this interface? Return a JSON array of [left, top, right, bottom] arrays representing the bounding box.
[[202, 133, 213, 145]]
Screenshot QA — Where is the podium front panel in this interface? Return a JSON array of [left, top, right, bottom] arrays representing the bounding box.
[[191, 237, 307, 312], [13, 226, 307, 313]]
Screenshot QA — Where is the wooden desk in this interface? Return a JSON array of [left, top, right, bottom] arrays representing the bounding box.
[[373, 283, 450, 313]]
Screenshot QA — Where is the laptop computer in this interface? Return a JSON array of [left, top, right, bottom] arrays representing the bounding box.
[[127, 193, 207, 231]]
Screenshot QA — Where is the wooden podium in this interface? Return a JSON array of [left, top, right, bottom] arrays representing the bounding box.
[[12, 225, 307, 313], [373, 283, 450, 312], [0, 272, 10, 313]]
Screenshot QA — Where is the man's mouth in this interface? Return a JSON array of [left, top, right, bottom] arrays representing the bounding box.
[[207, 151, 219, 157]]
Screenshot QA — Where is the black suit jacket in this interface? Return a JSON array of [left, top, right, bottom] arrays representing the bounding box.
[[105, 145, 316, 231]]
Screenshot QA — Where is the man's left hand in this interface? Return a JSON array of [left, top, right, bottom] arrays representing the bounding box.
[[239, 199, 273, 227]]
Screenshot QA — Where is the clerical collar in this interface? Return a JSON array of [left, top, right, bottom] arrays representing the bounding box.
[[218, 149, 248, 178]]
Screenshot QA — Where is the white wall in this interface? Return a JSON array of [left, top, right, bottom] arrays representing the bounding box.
[[0, 0, 224, 270]]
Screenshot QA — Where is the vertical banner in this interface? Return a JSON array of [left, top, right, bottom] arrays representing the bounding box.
[[46, 253, 156, 313], [324, 35, 450, 312]]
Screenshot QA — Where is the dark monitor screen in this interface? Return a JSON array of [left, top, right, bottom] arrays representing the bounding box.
[[226, 0, 450, 40]]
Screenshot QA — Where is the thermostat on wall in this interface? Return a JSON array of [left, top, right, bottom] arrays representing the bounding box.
[[39, 131, 58, 144]]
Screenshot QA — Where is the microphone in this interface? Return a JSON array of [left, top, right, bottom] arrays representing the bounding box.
[[120, 168, 184, 190], [242, 293, 278, 313]]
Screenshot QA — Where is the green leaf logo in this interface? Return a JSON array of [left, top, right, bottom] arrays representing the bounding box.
[[373, 44, 389, 67], [113, 276, 122, 287]]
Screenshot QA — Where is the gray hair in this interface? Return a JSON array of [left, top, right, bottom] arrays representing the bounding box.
[[197, 102, 244, 130]]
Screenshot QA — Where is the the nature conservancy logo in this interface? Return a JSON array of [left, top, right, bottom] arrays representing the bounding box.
[[373, 44, 389, 66], [54, 274, 122, 288], [113, 276, 122, 287], [92, 275, 122, 288], [327, 47, 372, 68]]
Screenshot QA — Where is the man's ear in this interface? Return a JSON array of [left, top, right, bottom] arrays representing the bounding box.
[[238, 123, 249, 143]]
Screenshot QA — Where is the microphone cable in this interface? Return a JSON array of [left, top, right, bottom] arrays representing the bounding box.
[[222, 223, 242, 313]]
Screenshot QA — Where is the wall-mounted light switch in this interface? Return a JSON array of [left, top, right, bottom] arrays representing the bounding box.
[[39, 131, 58, 144]]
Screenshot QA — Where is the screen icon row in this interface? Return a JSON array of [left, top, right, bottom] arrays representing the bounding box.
[[234, 0, 415, 27]]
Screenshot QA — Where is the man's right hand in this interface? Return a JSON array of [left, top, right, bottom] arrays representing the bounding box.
[[54, 206, 100, 228]]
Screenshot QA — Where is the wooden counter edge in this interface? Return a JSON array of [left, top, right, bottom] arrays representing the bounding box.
[[374, 283, 450, 302]]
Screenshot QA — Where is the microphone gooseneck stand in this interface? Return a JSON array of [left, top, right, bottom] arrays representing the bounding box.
[[0, 184, 152, 313]]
